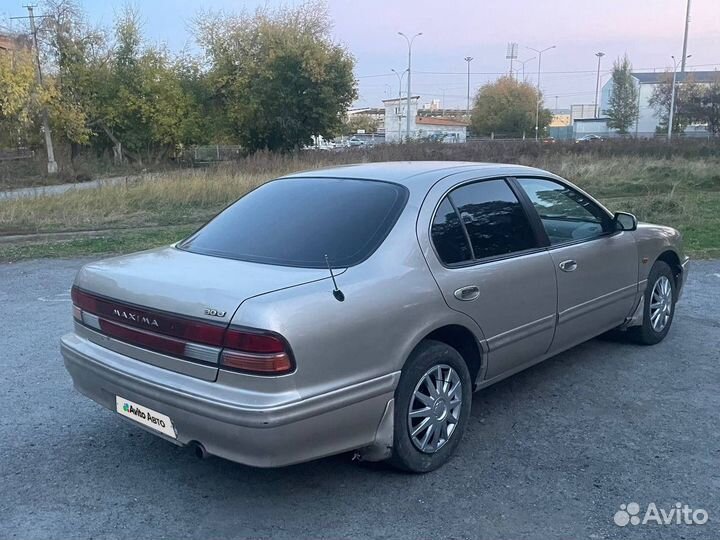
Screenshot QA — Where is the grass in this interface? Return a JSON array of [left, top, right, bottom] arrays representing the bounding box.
[[0, 226, 196, 263], [1, 141, 719, 261]]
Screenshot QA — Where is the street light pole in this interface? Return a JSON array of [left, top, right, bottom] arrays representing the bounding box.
[[391, 68, 407, 99], [527, 45, 556, 140], [668, 54, 692, 141], [594, 52, 605, 118], [398, 32, 422, 141], [681, 0, 691, 72], [515, 57, 535, 82], [464, 56, 473, 117]]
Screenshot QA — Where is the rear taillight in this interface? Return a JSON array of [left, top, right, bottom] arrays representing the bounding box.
[[72, 286, 294, 376], [220, 328, 294, 375]]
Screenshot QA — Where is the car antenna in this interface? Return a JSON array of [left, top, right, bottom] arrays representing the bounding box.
[[324, 254, 345, 302]]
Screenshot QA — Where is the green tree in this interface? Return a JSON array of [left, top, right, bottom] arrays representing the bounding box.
[[470, 76, 551, 137], [606, 55, 639, 134], [196, 1, 357, 152], [696, 77, 720, 136], [0, 49, 37, 147], [649, 72, 712, 134], [40, 0, 105, 152], [96, 8, 203, 163], [344, 114, 377, 135]]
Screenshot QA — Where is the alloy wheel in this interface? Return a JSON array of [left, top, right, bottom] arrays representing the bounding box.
[[650, 275, 673, 332], [408, 364, 463, 453]]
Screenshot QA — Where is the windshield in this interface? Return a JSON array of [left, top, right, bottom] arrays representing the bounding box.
[[178, 177, 408, 268]]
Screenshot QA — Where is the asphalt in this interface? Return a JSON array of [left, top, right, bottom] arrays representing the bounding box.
[[1, 257, 718, 540], [0, 174, 143, 201]]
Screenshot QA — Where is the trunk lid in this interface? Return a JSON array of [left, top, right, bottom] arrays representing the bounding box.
[[73, 246, 330, 379]]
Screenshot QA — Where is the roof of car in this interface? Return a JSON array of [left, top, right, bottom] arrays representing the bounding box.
[[284, 161, 550, 188]]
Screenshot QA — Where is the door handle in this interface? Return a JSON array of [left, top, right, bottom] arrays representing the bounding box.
[[559, 259, 578, 272], [454, 285, 480, 301]]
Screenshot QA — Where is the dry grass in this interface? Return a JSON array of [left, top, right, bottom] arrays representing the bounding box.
[[1, 141, 719, 257]]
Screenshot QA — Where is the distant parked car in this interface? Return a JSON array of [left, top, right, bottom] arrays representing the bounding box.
[[576, 134, 604, 143], [346, 137, 366, 147], [62, 162, 688, 473]]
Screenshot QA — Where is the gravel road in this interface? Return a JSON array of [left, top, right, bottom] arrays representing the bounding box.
[[1, 257, 718, 539]]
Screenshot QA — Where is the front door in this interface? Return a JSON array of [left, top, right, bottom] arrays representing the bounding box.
[[515, 177, 639, 353], [418, 174, 558, 380]]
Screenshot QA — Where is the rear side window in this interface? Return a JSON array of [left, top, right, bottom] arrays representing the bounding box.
[[431, 198, 472, 264], [431, 179, 537, 264], [179, 178, 408, 268]]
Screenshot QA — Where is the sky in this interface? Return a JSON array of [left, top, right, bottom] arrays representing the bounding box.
[[3, 0, 719, 110]]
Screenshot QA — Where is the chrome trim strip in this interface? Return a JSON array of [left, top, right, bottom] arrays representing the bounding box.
[[559, 283, 637, 324], [184, 342, 221, 364], [74, 322, 218, 381], [487, 314, 556, 351], [81, 311, 101, 330]]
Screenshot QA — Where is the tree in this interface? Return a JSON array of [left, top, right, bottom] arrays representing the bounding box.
[[94, 8, 204, 163], [697, 77, 720, 135], [196, 1, 357, 152], [0, 49, 38, 147], [344, 114, 377, 135], [650, 73, 720, 135], [606, 55, 639, 134], [40, 0, 105, 151], [470, 76, 551, 137]]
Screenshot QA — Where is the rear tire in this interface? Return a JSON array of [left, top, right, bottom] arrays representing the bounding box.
[[389, 340, 472, 473], [629, 260, 676, 345]]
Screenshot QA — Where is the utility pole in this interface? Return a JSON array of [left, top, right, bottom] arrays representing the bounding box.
[[527, 45, 556, 140], [398, 32, 422, 141], [464, 56, 473, 117], [594, 52, 605, 118], [24, 5, 58, 175], [681, 0, 691, 72]]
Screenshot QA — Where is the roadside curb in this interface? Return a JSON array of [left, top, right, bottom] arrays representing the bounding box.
[[0, 225, 201, 245]]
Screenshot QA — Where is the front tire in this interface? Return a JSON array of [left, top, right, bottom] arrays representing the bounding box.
[[389, 340, 472, 473], [630, 260, 676, 345]]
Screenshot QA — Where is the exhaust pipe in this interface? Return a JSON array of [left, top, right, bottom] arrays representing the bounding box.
[[189, 441, 209, 460]]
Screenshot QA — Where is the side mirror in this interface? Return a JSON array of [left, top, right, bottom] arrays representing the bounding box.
[[614, 212, 638, 232]]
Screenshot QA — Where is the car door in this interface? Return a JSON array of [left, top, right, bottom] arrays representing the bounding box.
[[514, 177, 638, 353], [418, 174, 558, 381]]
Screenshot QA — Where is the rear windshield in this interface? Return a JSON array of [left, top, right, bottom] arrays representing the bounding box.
[[178, 177, 408, 268]]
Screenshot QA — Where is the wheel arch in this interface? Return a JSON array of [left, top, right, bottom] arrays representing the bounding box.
[[656, 249, 683, 290], [412, 324, 484, 388]]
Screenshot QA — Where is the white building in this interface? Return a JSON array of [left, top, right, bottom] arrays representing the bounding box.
[[416, 117, 468, 143], [600, 70, 719, 136], [382, 97, 467, 142], [383, 96, 420, 143]]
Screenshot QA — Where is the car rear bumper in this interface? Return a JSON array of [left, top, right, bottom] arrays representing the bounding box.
[[61, 332, 398, 467]]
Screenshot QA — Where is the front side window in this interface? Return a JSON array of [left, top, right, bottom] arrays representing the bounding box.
[[431, 179, 537, 264], [179, 178, 408, 268], [517, 178, 612, 245]]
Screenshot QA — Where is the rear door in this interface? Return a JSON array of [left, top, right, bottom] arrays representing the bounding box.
[[514, 177, 638, 353], [418, 174, 557, 380]]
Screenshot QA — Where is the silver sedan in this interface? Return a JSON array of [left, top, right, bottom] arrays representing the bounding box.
[[61, 162, 689, 472]]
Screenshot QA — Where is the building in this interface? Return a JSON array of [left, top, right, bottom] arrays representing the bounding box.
[[383, 96, 420, 143], [415, 117, 468, 143], [0, 32, 31, 52], [600, 70, 720, 136]]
